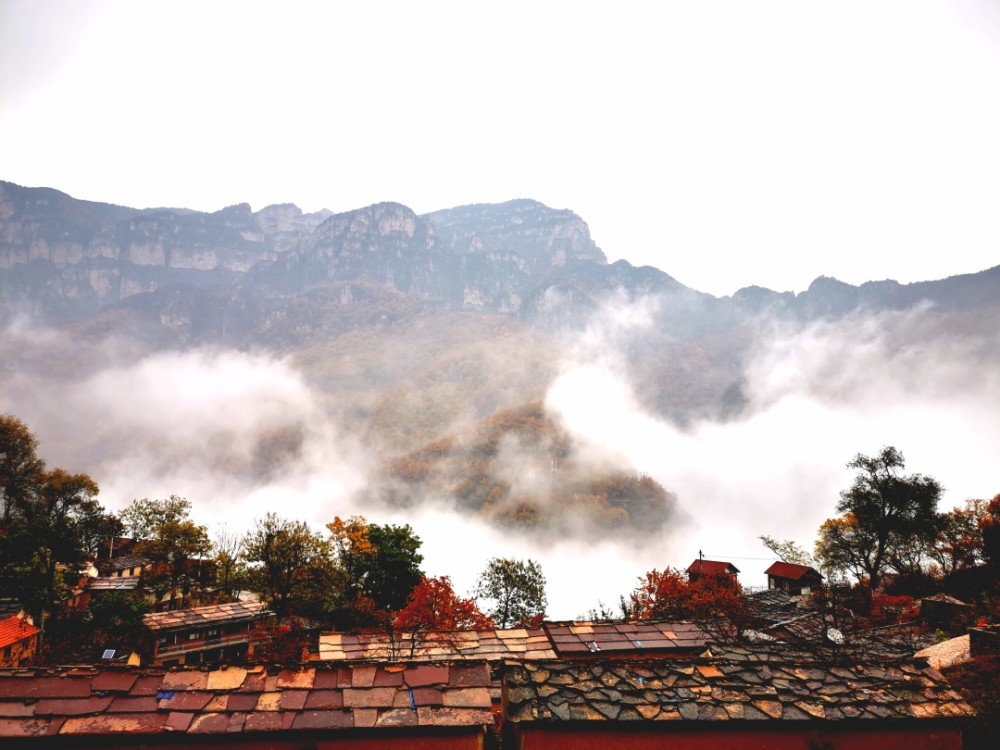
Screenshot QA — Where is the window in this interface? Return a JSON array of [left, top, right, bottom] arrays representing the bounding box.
[[188, 631, 200, 641]]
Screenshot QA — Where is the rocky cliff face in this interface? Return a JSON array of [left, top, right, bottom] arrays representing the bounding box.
[[0, 182, 620, 323]]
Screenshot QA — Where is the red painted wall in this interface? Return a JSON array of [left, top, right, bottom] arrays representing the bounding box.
[[514, 725, 963, 750]]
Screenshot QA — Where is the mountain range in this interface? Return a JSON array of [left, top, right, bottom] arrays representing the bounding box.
[[2, 179, 998, 537]]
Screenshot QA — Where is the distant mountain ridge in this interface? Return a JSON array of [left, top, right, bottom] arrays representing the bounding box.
[[4, 180, 997, 331]]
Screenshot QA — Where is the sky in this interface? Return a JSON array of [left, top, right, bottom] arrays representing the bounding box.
[[2, 0, 1000, 297]]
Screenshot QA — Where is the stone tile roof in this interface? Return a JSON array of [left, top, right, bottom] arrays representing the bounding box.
[[317, 621, 708, 664], [88, 577, 140, 592], [915, 635, 972, 670], [0, 662, 493, 738], [503, 646, 973, 723], [144, 602, 271, 632], [110, 554, 150, 571], [543, 621, 708, 656], [746, 589, 799, 625], [318, 627, 557, 662]]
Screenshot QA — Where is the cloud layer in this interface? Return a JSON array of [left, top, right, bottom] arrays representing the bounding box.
[[3, 294, 998, 618]]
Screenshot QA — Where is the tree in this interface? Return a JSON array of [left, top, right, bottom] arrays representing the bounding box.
[[0, 413, 45, 523], [931, 498, 988, 576], [243, 514, 342, 622], [394, 576, 494, 632], [327, 516, 424, 628], [815, 446, 943, 589], [1, 465, 104, 626], [212, 525, 248, 602], [628, 567, 750, 640], [759, 535, 813, 566], [474, 557, 547, 628], [120, 495, 192, 541], [980, 494, 1000, 570], [0, 416, 119, 631], [123, 497, 211, 607]]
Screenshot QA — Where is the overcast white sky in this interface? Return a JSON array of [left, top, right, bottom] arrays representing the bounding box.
[[2, 0, 999, 296]]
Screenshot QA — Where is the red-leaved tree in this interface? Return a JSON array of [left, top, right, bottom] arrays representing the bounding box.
[[629, 567, 751, 641], [394, 576, 494, 632]]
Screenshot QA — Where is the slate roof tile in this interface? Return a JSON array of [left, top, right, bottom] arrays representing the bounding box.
[[0, 646, 969, 740], [502, 647, 973, 725]]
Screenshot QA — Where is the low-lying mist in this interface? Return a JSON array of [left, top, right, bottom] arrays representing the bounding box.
[[2, 295, 998, 618]]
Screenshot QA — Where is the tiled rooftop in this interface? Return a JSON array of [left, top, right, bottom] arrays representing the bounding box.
[[317, 621, 708, 664], [503, 646, 973, 723], [110, 554, 150, 571], [318, 627, 557, 662], [543, 621, 708, 656], [88, 577, 140, 591], [915, 635, 971, 670], [0, 662, 493, 738], [144, 602, 271, 632]]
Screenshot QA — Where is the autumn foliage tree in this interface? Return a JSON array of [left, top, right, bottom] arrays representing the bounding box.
[[243, 513, 342, 622], [629, 567, 752, 640], [327, 515, 424, 630], [394, 576, 494, 632]]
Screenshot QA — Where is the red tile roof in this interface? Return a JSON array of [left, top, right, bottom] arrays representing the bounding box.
[[686, 559, 740, 576], [0, 615, 40, 650], [764, 561, 822, 581], [0, 662, 493, 738]]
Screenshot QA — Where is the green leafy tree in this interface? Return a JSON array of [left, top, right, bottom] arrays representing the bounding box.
[[815, 447, 943, 589], [120, 495, 192, 541], [124, 497, 211, 607], [474, 557, 547, 628], [327, 515, 424, 628], [0, 413, 45, 523], [2, 465, 103, 626], [243, 513, 342, 622]]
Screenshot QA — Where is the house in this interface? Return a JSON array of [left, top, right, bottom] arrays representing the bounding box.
[[0, 613, 41, 667], [106, 553, 151, 578], [918, 594, 976, 631], [686, 558, 740, 584], [143, 601, 273, 666], [765, 561, 824, 595], [317, 621, 710, 711]]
